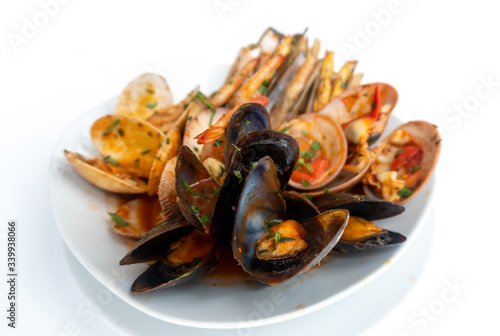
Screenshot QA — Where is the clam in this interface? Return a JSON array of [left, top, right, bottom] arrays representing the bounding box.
[[232, 156, 349, 285], [64, 151, 147, 194], [108, 195, 162, 238], [90, 115, 165, 178], [278, 113, 348, 191], [314, 193, 406, 252], [116, 73, 173, 121], [147, 127, 180, 196], [363, 121, 441, 204]]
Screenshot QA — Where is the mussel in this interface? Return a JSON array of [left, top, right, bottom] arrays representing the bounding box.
[[314, 192, 406, 252], [232, 156, 349, 285]]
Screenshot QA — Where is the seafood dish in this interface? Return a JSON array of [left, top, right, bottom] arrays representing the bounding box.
[[63, 27, 441, 293]]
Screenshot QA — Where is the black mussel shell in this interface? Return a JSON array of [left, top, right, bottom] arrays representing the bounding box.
[[313, 192, 406, 252], [212, 130, 299, 227], [233, 156, 349, 285], [175, 146, 219, 233], [130, 238, 224, 293], [225, 102, 271, 167], [313, 192, 404, 220]]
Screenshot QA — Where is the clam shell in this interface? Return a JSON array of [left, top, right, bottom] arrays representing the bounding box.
[[364, 120, 441, 204], [64, 151, 147, 194], [116, 73, 173, 120], [90, 115, 165, 178], [110, 195, 162, 239], [279, 113, 348, 190]]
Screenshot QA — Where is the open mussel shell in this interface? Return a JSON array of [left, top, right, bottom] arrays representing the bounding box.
[[91, 115, 165, 178], [232, 156, 349, 285], [64, 151, 147, 194], [212, 130, 299, 226], [147, 128, 180, 196], [314, 192, 406, 252], [314, 192, 404, 220], [116, 73, 173, 121], [110, 195, 162, 239], [279, 113, 348, 191], [319, 83, 398, 144], [224, 102, 271, 167], [175, 146, 220, 234], [363, 121, 441, 204]]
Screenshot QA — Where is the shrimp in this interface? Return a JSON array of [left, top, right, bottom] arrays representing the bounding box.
[[210, 57, 260, 108], [195, 96, 269, 144]]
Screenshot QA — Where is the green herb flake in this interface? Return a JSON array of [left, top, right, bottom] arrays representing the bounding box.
[[190, 204, 200, 214], [394, 148, 405, 158], [296, 158, 313, 174], [210, 187, 220, 195], [213, 139, 223, 147], [232, 143, 241, 152], [301, 130, 307, 136], [279, 237, 296, 243], [182, 179, 196, 196], [103, 120, 120, 135], [154, 156, 162, 161], [148, 131, 152, 137], [227, 80, 233, 85], [303, 151, 314, 161], [273, 230, 282, 249], [341, 80, 348, 90], [194, 147, 199, 152], [118, 128, 124, 136], [141, 149, 151, 155], [234, 170, 243, 184], [397, 186, 413, 198], [265, 219, 283, 228], [187, 116, 193, 121], [409, 165, 421, 174], [208, 166, 222, 187], [305, 194, 313, 201], [108, 212, 129, 227], [311, 141, 321, 151], [200, 215, 211, 224], [435, 139, 442, 146], [103, 155, 119, 166], [280, 126, 291, 133], [219, 165, 225, 177], [211, 91, 219, 98], [248, 161, 258, 170], [258, 249, 269, 254], [146, 102, 158, 109], [324, 187, 331, 195], [166, 138, 170, 145], [246, 120, 251, 126], [258, 81, 270, 95], [190, 92, 215, 112], [301, 179, 311, 187]]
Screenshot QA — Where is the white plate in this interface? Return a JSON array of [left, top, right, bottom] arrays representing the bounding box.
[[49, 66, 435, 329]]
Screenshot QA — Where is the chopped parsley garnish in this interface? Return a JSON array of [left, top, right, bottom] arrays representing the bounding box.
[[108, 212, 129, 227], [435, 139, 442, 146], [208, 166, 222, 187], [154, 156, 162, 161], [324, 187, 331, 195], [146, 102, 158, 109], [208, 109, 216, 127], [394, 149, 405, 158], [280, 126, 291, 133], [409, 165, 421, 174], [296, 158, 313, 173], [190, 204, 200, 214], [234, 170, 243, 184], [246, 120, 251, 126], [231, 143, 241, 152], [118, 128, 124, 136], [301, 179, 311, 187], [166, 138, 170, 144], [103, 155, 119, 166], [211, 91, 219, 98], [301, 130, 307, 136], [248, 161, 258, 170], [141, 149, 151, 155], [279, 237, 296, 243], [190, 92, 215, 112], [200, 215, 211, 224], [103, 120, 120, 135], [194, 147, 199, 152], [227, 80, 233, 85], [182, 179, 196, 196], [265, 219, 283, 228], [342, 80, 348, 90], [258, 81, 270, 95], [273, 230, 282, 249], [187, 116, 192, 121], [214, 139, 223, 147], [147, 131, 152, 137], [303, 150, 314, 161], [397, 186, 413, 198], [219, 165, 225, 177], [311, 141, 321, 151], [305, 194, 313, 201], [258, 249, 269, 254], [210, 187, 220, 195]]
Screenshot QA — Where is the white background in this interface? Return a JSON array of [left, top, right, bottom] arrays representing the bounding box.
[[1, 0, 500, 335]]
